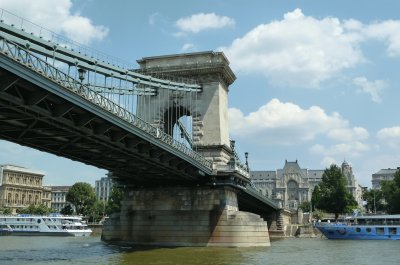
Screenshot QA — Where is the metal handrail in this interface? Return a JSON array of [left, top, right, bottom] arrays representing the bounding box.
[[0, 8, 201, 91], [0, 36, 213, 170]]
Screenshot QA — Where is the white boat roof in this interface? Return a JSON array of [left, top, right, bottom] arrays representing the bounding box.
[[354, 214, 400, 219]]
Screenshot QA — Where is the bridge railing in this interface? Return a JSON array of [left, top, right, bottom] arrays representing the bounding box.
[[0, 35, 213, 171], [0, 8, 201, 92]]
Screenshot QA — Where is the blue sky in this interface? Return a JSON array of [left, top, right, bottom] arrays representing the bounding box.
[[1, 0, 400, 187]]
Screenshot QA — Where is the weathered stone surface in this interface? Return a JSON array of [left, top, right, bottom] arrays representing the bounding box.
[[102, 186, 270, 247]]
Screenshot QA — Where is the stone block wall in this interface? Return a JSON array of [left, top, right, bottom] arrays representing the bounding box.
[[102, 186, 270, 247]]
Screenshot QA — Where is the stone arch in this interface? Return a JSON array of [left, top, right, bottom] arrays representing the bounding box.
[[136, 52, 236, 165], [163, 105, 191, 136]]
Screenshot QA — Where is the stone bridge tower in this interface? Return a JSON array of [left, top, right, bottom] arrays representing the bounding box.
[[102, 52, 271, 247], [136, 51, 235, 168]]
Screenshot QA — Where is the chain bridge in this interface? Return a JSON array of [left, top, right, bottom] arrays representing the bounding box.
[[0, 9, 282, 247]]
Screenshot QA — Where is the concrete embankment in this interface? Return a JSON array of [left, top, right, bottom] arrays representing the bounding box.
[[88, 224, 102, 236], [269, 224, 323, 238]]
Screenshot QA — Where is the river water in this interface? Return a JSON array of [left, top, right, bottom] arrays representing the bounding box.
[[0, 236, 399, 265]]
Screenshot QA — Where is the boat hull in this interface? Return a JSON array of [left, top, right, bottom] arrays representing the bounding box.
[[0, 215, 92, 237], [1, 230, 92, 237], [316, 224, 400, 240]]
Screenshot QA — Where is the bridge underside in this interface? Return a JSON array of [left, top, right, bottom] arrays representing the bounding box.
[[0, 66, 209, 186]]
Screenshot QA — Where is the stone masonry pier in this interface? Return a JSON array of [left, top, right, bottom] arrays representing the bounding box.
[[102, 186, 270, 247]]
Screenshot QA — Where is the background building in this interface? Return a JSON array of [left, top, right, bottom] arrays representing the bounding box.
[[0, 164, 51, 213], [46, 186, 71, 213], [95, 176, 113, 203], [251, 160, 363, 210], [372, 168, 399, 189]]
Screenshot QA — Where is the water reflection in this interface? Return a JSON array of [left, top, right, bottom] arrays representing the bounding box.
[[115, 246, 258, 265], [1, 236, 400, 265]]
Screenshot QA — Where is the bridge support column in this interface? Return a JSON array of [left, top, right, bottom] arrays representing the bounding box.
[[102, 186, 270, 247]]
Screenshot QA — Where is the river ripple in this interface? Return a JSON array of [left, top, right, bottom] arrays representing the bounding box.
[[0, 236, 399, 265]]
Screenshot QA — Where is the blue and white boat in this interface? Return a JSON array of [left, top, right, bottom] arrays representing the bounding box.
[[315, 214, 400, 240], [0, 214, 92, 236]]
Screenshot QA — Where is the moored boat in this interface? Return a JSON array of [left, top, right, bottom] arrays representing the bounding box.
[[315, 214, 400, 240], [0, 214, 92, 236]]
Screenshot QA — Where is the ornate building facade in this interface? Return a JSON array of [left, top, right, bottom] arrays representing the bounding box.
[[251, 160, 363, 210], [0, 164, 51, 213]]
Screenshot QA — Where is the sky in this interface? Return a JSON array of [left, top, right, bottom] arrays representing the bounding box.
[[1, 0, 400, 188]]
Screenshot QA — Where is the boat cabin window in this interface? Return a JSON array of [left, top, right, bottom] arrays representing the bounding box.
[[356, 227, 361, 233], [389, 227, 397, 235], [376, 227, 385, 235], [366, 228, 372, 233]]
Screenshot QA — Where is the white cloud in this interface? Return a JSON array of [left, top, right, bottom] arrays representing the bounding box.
[[220, 9, 400, 90], [353, 76, 387, 103], [377, 126, 400, 148], [229, 98, 356, 145], [309, 142, 369, 158], [221, 8, 364, 88], [363, 20, 400, 57], [320, 156, 338, 168], [327, 127, 369, 142], [181, 43, 196, 52], [0, 0, 108, 44], [229, 99, 370, 167], [175, 13, 235, 34], [149, 12, 160, 25]]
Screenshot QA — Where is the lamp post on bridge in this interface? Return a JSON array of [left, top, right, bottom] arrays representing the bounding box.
[[245, 152, 249, 172], [78, 68, 86, 83], [78, 68, 86, 94]]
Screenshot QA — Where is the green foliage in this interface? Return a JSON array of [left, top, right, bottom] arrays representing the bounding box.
[[87, 200, 106, 223], [18, 204, 52, 215], [106, 186, 123, 215], [381, 170, 400, 214], [362, 189, 385, 213], [66, 182, 96, 216], [0, 207, 12, 214], [298, 201, 311, 212], [60, 204, 74, 215], [312, 164, 358, 219], [312, 209, 325, 220]]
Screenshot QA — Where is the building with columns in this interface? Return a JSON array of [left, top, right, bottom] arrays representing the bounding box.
[[251, 160, 363, 210], [0, 164, 51, 213]]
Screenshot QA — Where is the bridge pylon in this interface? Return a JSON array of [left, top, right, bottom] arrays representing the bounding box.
[[136, 51, 235, 168], [102, 52, 271, 247]]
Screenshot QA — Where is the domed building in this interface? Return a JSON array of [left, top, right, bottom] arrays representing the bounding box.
[[250, 160, 363, 210]]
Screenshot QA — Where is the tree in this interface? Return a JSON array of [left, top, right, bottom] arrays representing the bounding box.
[[18, 204, 52, 215], [312, 164, 357, 220], [106, 186, 123, 215], [381, 170, 400, 213], [87, 200, 106, 223], [362, 189, 385, 213], [60, 205, 74, 215], [298, 201, 311, 212], [0, 207, 12, 214], [66, 182, 96, 216]]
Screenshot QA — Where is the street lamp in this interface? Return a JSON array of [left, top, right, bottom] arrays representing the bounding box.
[[78, 68, 86, 83], [245, 152, 249, 172]]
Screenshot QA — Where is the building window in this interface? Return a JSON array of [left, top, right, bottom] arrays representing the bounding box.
[[287, 180, 299, 200]]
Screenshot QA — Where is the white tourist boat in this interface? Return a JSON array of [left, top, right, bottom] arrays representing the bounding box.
[[0, 214, 92, 236]]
